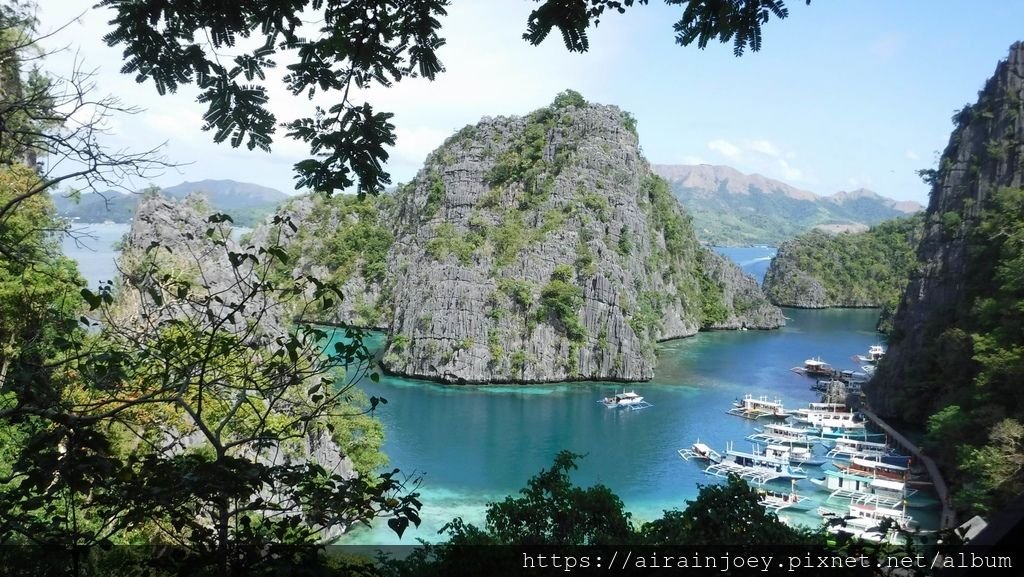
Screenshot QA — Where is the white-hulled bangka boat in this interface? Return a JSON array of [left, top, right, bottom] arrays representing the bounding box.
[[704, 442, 808, 485], [747, 423, 819, 446], [791, 357, 834, 377], [727, 394, 790, 420], [819, 424, 887, 443], [834, 457, 910, 482], [819, 502, 915, 544], [855, 345, 886, 364], [810, 470, 914, 509], [825, 437, 898, 461], [600, 390, 652, 410], [790, 406, 861, 428], [763, 443, 827, 467], [678, 440, 722, 463], [758, 482, 814, 513]]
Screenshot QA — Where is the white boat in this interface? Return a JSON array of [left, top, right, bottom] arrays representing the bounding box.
[[762, 444, 826, 467], [758, 484, 814, 512], [746, 423, 819, 446], [810, 470, 914, 509], [819, 502, 915, 544], [855, 345, 886, 364], [704, 443, 807, 484], [825, 437, 895, 461], [834, 457, 910, 482], [727, 394, 790, 420], [791, 357, 833, 376], [790, 406, 860, 428], [678, 440, 722, 463], [600, 390, 651, 410]]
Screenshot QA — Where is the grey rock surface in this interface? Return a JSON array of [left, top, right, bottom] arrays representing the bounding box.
[[871, 42, 1024, 416], [260, 98, 784, 383]]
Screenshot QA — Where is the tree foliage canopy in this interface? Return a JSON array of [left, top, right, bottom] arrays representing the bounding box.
[[97, 0, 809, 200], [523, 0, 811, 56]]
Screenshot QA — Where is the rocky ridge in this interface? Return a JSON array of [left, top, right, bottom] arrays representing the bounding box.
[[262, 94, 784, 384], [871, 42, 1024, 418], [653, 164, 923, 246], [115, 193, 358, 484]]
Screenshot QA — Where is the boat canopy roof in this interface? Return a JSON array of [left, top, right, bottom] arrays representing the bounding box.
[[870, 478, 906, 491], [852, 457, 907, 471]]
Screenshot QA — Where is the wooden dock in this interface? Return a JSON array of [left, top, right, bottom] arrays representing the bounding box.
[[858, 407, 957, 530]]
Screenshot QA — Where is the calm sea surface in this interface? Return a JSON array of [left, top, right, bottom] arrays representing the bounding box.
[[60, 231, 938, 544]]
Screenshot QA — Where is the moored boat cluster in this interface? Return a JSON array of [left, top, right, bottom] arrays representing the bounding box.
[[678, 344, 935, 544]]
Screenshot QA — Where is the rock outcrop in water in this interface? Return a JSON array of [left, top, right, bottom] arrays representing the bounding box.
[[761, 216, 923, 315], [263, 93, 784, 383], [871, 43, 1024, 421]]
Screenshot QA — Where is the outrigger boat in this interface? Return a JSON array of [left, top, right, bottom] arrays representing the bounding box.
[[704, 442, 808, 484], [833, 457, 911, 482], [825, 437, 903, 462], [819, 502, 915, 544], [746, 423, 819, 447], [727, 394, 790, 420], [762, 443, 826, 467], [855, 345, 886, 364], [810, 470, 914, 509], [818, 424, 887, 443], [600, 390, 652, 410], [790, 407, 861, 428], [678, 440, 722, 463], [758, 482, 814, 512], [791, 357, 834, 377]]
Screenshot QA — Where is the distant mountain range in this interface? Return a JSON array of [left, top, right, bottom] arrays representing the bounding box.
[[652, 164, 923, 246], [51, 179, 289, 227]]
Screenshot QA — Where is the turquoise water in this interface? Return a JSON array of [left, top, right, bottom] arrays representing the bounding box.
[[342, 309, 938, 544], [58, 234, 937, 545]]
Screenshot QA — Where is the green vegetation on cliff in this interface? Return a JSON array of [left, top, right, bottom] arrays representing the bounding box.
[[762, 215, 923, 318], [873, 45, 1024, 517], [891, 187, 1024, 514]]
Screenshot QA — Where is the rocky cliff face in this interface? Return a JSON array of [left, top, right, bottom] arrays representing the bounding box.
[[117, 193, 358, 482], [871, 42, 1024, 417], [116, 193, 286, 339], [264, 94, 784, 383], [762, 249, 830, 308]]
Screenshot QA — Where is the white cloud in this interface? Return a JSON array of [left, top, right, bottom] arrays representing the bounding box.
[[776, 159, 804, 182], [905, 149, 919, 160], [748, 139, 782, 158], [708, 139, 742, 158]]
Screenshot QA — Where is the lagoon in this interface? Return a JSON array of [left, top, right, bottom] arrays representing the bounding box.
[[58, 232, 937, 545]]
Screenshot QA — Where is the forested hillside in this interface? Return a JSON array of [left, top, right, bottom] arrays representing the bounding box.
[[872, 42, 1024, 515], [761, 215, 923, 326]]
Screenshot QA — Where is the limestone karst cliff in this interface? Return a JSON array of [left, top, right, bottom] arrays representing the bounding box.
[[871, 43, 1024, 423], [261, 93, 784, 383], [115, 193, 361, 488]]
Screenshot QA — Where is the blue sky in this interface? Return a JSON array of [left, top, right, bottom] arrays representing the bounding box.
[[38, 1, 1024, 204]]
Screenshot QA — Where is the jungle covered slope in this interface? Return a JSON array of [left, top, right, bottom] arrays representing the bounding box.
[[761, 215, 924, 322], [261, 92, 784, 384], [871, 42, 1024, 515]]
